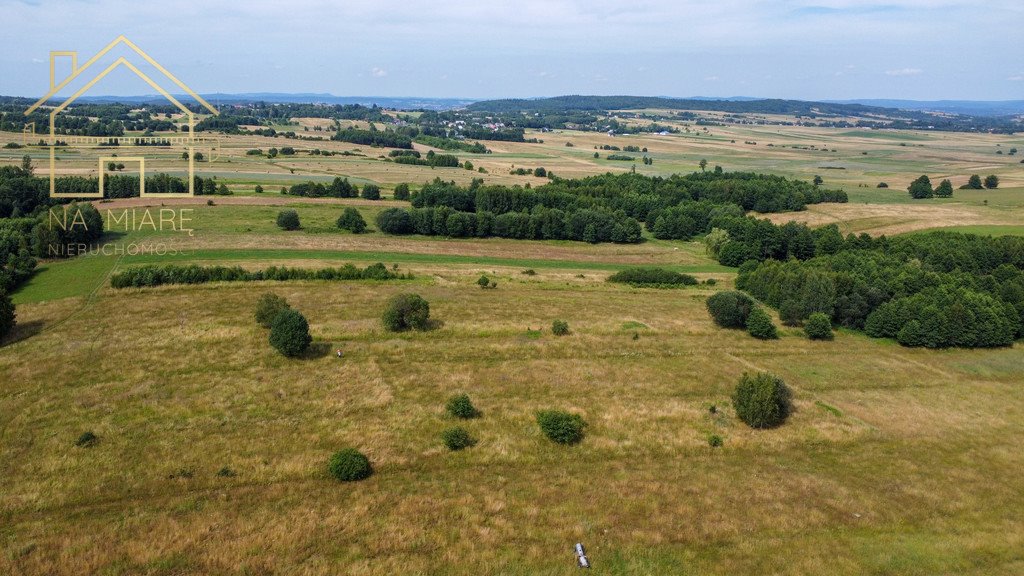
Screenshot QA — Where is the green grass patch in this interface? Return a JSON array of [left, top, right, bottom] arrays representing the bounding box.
[[11, 254, 119, 304]]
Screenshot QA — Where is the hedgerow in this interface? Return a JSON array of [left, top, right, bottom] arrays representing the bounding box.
[[607, 267, 698, 287], [110, 263, 412, 288]]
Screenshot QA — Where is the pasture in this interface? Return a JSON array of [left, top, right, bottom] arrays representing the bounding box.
[[2, 112, 1024, 574]]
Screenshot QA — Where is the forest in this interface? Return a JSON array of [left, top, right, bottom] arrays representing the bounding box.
[[733, 230, 1024, 348]]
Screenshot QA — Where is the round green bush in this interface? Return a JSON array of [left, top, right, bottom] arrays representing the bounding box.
[[441, 427, 476, 451], [336, 207, 367, 233], [0, 290, 15, 341], [276, 209, 300, 231], [746, 306, 778, 340], [733, 372, 792, 429], [707, 434, 723, 447], [446, 393, 480, 419], [706, 290, 754, 329], [381, 293, 430, 332], [269, 309, 312, 357], [254, 292, 290, 328], [804, 312, 834, 340], [477, 275, 490, 288], [551, 319, 570, 336], [536, 410, 586, 444], [327, 448, 373, 481]]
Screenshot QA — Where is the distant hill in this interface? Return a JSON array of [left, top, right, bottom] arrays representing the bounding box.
[[69, 93, 474, 111], [826, 99, 1024, 117], [466, 95, 898, 117]]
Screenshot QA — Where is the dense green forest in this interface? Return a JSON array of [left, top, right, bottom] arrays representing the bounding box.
[[727, 227, 1024, 348], [374, 171, 846, 244]]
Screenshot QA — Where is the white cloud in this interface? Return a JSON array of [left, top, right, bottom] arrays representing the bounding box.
[[371, 67, 387, 78], [1009, 75, 1024, 81], [885, 68, 922, 76]]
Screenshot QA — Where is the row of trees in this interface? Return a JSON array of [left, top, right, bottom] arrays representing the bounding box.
[[110, 262, 411, 289], [411, 171, 846, 224], [908, 174, 1000, 199], [286, 177, 365, 198], [330, 127, 413, 149], [376, 205, 643, 243], [392, 150, 460, 167]]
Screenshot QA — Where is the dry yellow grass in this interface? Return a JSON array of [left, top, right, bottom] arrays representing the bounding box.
[[2, 268, 1023, 574]]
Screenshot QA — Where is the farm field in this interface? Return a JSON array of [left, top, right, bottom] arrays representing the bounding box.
[[2, 109, 1024, 575]]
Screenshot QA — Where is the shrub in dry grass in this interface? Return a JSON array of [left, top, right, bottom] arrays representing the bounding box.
[[441, 427, 476, 451], [382, 293, 430, 332], [446, 394, 480, 419], [328, 448, 372, 482], [75, 431, 99, 448], [536, 410, 586, 444], [551, 319, 570, 336], [254, 293, 291, 328], [706, 291, 754, 329], [733, 372, 791, 429]]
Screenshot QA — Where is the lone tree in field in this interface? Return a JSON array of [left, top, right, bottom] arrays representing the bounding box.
[[328, 448, 372, 482], [746, 306, 778, 340], [907, 175, 933, 199], [254, 292, 291, 328], [813, 175, 823, 186], [536, 410, 586, 444], [254, 184, 264, 194], [276, 209, 301, 231], [804, 312, 834, 340], [984, 175, 1000, 189], [393, 183, 410, 201], [706, 291, 754, 329], [269, 309, 312, 357], [381, 293, 431, 332], [963, 174, 983, 189], [934, 179, 954, 198], [360, 183, 381, 200], [699, 158, 708, 172], [733, 372, 792, 429], [336, 207, 367, 233], [0, 290, 15, 341]]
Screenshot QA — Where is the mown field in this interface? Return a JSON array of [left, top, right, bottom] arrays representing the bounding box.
[[2, 115, 1024, 574]]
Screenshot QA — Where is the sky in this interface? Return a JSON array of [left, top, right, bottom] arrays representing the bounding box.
[[1, 0, 1022, 101]]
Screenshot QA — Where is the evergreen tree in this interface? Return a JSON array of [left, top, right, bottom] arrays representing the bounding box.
[[907, 175, 933, 199]]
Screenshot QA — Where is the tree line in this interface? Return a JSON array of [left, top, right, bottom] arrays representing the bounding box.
[[376, 205, 643, 243], [379, 171, 846, 244]]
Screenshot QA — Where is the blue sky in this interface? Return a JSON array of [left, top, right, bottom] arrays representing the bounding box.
[[1, 0, 1022, 101]]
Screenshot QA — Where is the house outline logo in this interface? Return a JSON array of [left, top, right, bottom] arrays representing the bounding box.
[[25, 35, 219, 199]]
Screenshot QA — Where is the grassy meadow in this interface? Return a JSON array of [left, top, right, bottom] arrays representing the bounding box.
[[1, 114, 1024, 574]]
